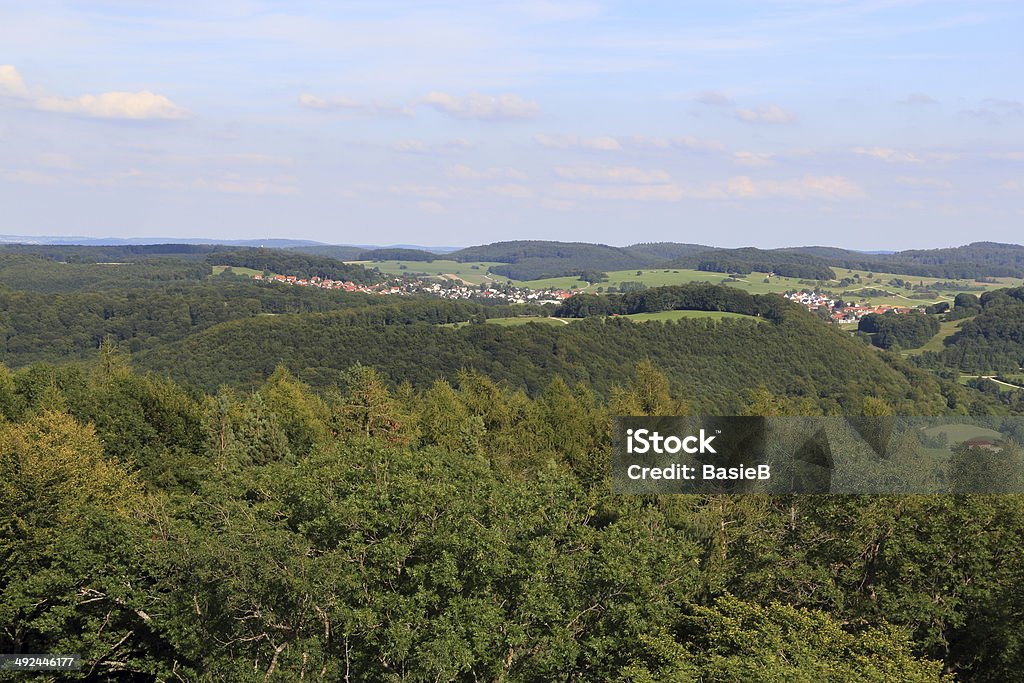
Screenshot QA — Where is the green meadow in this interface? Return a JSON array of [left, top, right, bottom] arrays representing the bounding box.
[[903, 317, 973, 357]]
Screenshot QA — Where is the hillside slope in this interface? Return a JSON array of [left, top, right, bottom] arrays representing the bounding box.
[[138, 298, 949, 414]]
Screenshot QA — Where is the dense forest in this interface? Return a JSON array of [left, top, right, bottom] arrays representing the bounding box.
[[2, 244, 1024, 680], [916, 287, 1024, 372], [859, 311, 941, 350], [3, 354, 1023, 681], [137, 303, 964, 416], [448, 241, 651, 280], [667, 247, 839, 280]]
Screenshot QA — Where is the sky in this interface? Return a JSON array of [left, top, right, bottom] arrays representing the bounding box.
[[1, 1, 1022, 250]]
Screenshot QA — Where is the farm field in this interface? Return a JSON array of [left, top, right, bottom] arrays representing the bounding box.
[[903, 317, 974, 357], [921, 423, 1005, 444]]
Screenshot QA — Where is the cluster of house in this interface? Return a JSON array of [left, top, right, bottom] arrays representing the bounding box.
[[251, 273, 574, 305], [784, 291, 915, 322], [415, 280, 574, 305], [829, 304, 914, 323], [784, 291, 835, 310], [254, 274, 367, 292]]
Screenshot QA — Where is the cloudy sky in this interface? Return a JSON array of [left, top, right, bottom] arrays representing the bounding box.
[[1, 1, 1022, 249]]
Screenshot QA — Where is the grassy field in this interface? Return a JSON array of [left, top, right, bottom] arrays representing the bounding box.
[[903, 317, 973, 357], [921, 423, 1004, 443]]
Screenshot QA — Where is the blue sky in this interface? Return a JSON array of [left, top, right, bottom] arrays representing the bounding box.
[[1, 0, 1022, 249]]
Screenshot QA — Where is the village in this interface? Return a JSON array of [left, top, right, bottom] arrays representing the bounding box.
[[251, 272, 574, 306], [784, 290, 915, 322]]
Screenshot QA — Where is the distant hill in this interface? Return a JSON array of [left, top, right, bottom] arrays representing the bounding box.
[[782, 242, 1024, 278], [287, 245, 370, 260], [4, 236, 1022, 280], [448, 240, 652, 280], [0, 243, 230, 263], [357, 248, 439, 262], [289, 244, 458, 259], [623, 242, 717, 261], [205, 248, 380, 284], [0, 234, 325, 248], [669, 247, 837, 280]]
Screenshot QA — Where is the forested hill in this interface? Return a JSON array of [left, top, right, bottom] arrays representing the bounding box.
[[0, 243, 223, 262], [667, 247, 838, 280], [205, 247, 380, 284], [916, 286, 1024, 373], [432, 239, 1024, 280], [623, 241, 717, 261], [783, 241, 1024, 278], [357, 247, 439, 261], [447, 240, 651, 280], [138, 297, 953, 415]]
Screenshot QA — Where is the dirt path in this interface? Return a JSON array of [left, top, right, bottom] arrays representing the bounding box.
[[983, 376, 1024, 390]]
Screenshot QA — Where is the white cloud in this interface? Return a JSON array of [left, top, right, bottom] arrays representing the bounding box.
[[546, 172, 864, 203], [895, 176, 952, 189], [446, 164, 527, 180], [298, 92, 413, 117], [692, 90, 734, 106], [34, 91, 188, 120], [630, 135, 724, 152], [552, 182, 686, 202], [534, 133, 622, 151], [386, 184, 459, 199], [535, 133, 722, 153], [489, 183, 534, 198], [194, 174, 298, 196], [418, 200, 447, 213], [37, 152, 75, 170], [0, 65, 29, 98], [716, 175, 865, 201], [900, 92, 937, 105], [733, 151, 776, 168], [553, 165, 671, 184], [962, 98, 1024, 123], [391, 138, 471, 154], [735, 105, 797, 124], [852, 146, 922, 163], [0, 65, 187, 120], [512, 1, 602, 22], [421, 91, 540, 120], [1, 168, 58, 185]]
